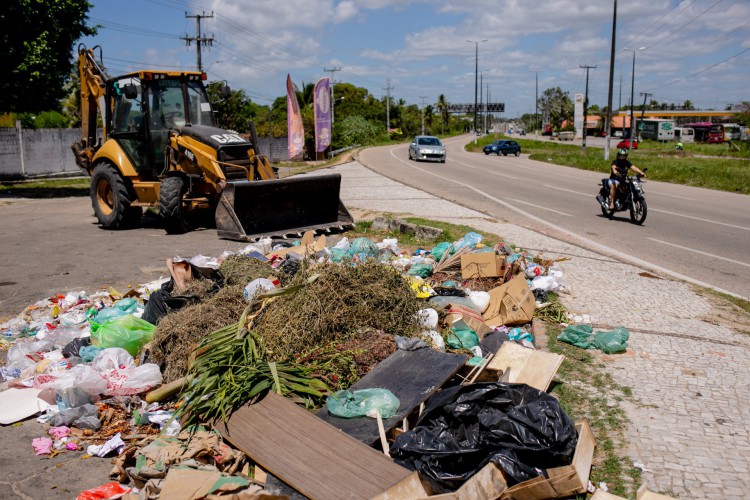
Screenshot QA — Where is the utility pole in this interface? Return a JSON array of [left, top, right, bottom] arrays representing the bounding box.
[[580, 65, 596, 153], [419, 96, 428, 135], [638, 92, 652, 142], [604, 0, 617, 161], [382, 79, 394, 131], [479, 72, 483, 134], [324, 66, 341, 126], [182, 12, 214, 72], [618, 72, 622, 110], [624, 46, 645, 153], [484, 83, 489, 134]]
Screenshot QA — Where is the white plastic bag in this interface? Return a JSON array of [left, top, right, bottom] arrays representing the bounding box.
[[531, 275, 559, 292], [244, 278, 276, 301], [334, 237, 350, 251], [91, 348, 135, 371], [467, 291, 491, 313], [102, 364, 162, 396], [415, 309, 439, 329], [421, 330, 445, 351], [34, 364, 109, 395]]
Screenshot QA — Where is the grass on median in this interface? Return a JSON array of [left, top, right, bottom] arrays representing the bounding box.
[[545, 320, 640, 498], [0, 177, 90, 198], [468, 134, 750, 194]]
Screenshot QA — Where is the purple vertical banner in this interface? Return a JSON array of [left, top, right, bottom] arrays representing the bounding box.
[[286, 74, 304, 159], [314, 78, 331, 152]]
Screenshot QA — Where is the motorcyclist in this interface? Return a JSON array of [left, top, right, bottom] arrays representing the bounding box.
[[607, 148, 646, 209]]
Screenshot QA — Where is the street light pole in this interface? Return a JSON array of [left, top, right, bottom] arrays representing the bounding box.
[[419, 96, 427, 135], [624, 47, 645, 153], [466, 39, 487, 144], [529, 67, 542, 137], [604, 0, 617, 161]]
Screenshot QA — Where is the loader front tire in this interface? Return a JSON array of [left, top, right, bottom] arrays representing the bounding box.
[[160, 176, 190, 234], [90, 163, 136, 229]]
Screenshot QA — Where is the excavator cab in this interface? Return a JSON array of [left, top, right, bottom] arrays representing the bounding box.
[[73, 45, 353, 241]]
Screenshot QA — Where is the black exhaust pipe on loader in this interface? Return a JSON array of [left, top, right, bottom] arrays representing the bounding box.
[[215, 172, 354, 241]]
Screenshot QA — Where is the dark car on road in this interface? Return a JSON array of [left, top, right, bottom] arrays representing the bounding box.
[[483, 140, 521, 156]]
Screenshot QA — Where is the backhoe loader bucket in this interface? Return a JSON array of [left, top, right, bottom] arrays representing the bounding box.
[[215, 173, 354, 241]]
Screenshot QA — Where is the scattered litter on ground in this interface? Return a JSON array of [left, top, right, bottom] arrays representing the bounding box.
[[1, 226, 614, 498]]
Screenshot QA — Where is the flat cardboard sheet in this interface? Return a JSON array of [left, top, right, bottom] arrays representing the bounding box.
[[0, 388, 53, 425], [486, 342, 564, 392], [483, 276, 536, 326]]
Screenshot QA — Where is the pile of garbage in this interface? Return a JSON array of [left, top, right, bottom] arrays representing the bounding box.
[[0, 225, 606, 499]]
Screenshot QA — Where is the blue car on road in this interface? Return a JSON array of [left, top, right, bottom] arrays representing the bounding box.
[[483, 140, 521, 157]]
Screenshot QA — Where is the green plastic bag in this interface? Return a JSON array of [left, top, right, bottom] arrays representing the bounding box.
[[90, 314, 156, 357], [446, 328, 479, 349], [593, 327, 629, 354], [406, 262, 434, 278], [431, 242, 452, 261], [558, 324, 596, 349], [347, 237, 379, 258], [559, 324, 629, 354], [326, 388, 400, 419]]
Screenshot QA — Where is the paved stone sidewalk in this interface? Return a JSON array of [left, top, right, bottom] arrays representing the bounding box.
[[333, 161, 750, 499]]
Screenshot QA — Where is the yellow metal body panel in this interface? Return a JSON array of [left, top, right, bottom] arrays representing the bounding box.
[[131, 181, 160, 206], [92, 139, 138, 177]]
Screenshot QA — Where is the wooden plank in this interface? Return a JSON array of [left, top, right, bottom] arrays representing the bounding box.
[[316, 348, 468, 446], [218, 393, 412, 500], [487, 342, 532, 382]]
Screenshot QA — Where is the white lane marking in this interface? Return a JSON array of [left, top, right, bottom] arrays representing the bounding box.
[[647, 238, 750, 268], [457, 161, 519, 179], [508, 199, 574, 217], [649, 208, 750, 232], [383, 145, 748, 299], [543, 184, 591, 197]]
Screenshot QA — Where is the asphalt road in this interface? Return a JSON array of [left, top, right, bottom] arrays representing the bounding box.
[[359, 135, 750, 299], [0, 198, 252, 320]]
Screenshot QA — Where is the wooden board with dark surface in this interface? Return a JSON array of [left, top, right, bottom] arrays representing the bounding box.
[[218, 392, 412, 500], [316, 348, 468, 446]]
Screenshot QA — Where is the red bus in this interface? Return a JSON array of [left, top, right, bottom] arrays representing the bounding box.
[[683, 122, 724, 143]]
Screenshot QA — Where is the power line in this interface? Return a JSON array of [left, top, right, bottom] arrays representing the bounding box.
[[643, 0, 723, 48], [628, 0, 696, 48], [645, 44, 750, 92]]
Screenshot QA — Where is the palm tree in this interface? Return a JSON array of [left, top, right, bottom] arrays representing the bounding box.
[[424, 104, 435, 133], [436, 94, 449, 133]]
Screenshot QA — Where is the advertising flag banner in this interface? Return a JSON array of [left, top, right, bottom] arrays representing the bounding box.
[[286, 74, 304, 159], [314, 78, 331, 152]]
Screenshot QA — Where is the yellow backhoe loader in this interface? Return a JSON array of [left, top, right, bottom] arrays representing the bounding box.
[[71, 45, 352, 240]]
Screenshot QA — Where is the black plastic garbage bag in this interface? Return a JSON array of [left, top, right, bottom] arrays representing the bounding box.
[[142, 265, 224, 325], [390, 382, 578, 493]]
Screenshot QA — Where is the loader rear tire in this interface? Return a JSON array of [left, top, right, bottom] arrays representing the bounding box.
[[160, 176, 190, 234], [90, 163, 136, 229]]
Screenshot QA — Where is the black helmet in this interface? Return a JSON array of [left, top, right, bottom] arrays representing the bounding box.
[[617, 148, 628, 159]]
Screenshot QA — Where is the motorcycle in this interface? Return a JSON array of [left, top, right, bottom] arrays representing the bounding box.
[[596, 168, 648, 225]]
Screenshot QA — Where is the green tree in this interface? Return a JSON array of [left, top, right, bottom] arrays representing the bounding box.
[[436, 94, 449, 134], [206, 81, 262, 133], [538, 87, 573, 132], [334, 115, 387, 147], [736, 102, 750, 128], [1, 0, 97, 113]]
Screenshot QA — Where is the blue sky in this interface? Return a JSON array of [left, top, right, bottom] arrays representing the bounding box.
[[80, 0, 750, 117]]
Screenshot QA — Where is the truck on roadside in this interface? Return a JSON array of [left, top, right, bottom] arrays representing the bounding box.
[[674, 127, 695, 144], [639, 119, 675, 142]]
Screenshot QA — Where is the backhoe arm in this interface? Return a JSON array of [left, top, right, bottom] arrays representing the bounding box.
[[72, 45, 109, 172]]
